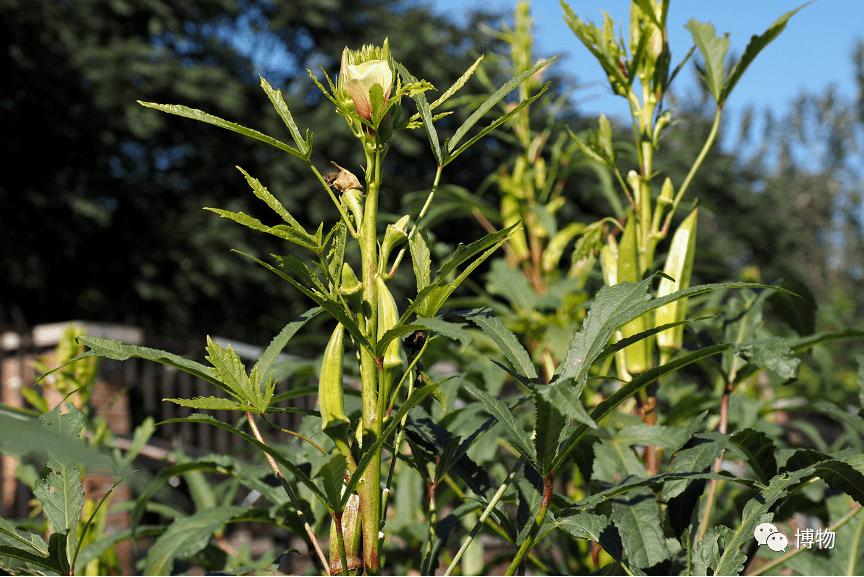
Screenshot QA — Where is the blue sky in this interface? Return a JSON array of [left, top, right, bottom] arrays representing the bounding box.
[[427, 0, 862, 152]]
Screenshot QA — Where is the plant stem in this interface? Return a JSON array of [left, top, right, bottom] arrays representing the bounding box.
[[245, 411, 329, 573], [332, 511, 349, 577], [695, 380, 733, 544], [505, 473, 553, 576], [445, 455, 526, 576], [358, 143, 383, 574]]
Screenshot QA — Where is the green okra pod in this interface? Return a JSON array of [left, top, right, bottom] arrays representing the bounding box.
[[319, 323, 350, 432], [656, 207, 699, 353]]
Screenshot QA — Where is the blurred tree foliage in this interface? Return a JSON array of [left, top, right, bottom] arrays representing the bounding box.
[[0, 0, 536, 344]]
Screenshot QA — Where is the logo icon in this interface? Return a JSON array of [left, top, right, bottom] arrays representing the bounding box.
[[766, 532, 788, 552], [754, 522, 778, 545]]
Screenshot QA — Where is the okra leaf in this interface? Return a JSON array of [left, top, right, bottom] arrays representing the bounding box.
[[560, 2, 629, 95], [254, 306, 322, 380], [137, 101, 307, 159], [444, 81, 550, 165], [610, 486, 669, 569], [553, 512, 610, 542], [0, 518, 48, 556], [720, 4, 810, 105], [693, 525, 732, 577], [733, 337, 800, 380], [320, 454, 346, 513], [236, 167, 318, 241], [73, 336, 218, 389], [457, 308, 537, 380], [375, 317, 472, 358], [533, 395, 566, 475], [662, 432, 729, 499], [0, 543, 63, 575], [144, 506, 246, 576], [782, 450, 864, 504], [445, 59, 552, 158], [552, 343, 732, 473], [259, 77, 310, 157], [728, 428, 778, 485], [205, 337, 254, 405], [395, 62, 441, 165], [538, 377, 595, 430], [204, 207, 323, 252], [403, 225, 517, 321], [162, 397, 249, 412], [466, 386, 535, 463], [684, 19, 730, 104]]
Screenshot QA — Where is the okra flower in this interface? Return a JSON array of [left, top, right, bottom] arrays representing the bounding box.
[[339, 41, 393, 122]]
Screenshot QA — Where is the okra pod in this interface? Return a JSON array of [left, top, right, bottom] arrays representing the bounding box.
[[656, 208, 699, 353], [319, 323, 349, 432]]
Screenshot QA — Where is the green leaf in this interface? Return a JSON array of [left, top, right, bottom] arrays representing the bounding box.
[[404, 225, 517, 320], [552, 343, 732, 473], [663, 432, 729, 499], [0, 518, 48, 557], [32, 404, 86, 563], [254, 306, 322, 380], [538, 377, 596, 429], [554, 512, 610, 541], [684, 19, 730, 104], [534, 396, 566, 475], [205, 337, 256, 405], [693, 525, 732, 576], [259, 77, 310, 157], [235, 167, 320, 247], [465, 386, 535, 463], [560, 2, 629, 96], [457, 308, 537, 380], [782, 449, 864, 504], [395, 62, 441, 165], [733, 337, 800, 380], [410, 227, 432, 294], [720, 4, 810, 105], [446, 59, 551, 157], [728, 428, 778, 485], [444, 81, 551, 165], [137, 101, 307, 159], [163, 396, 250, 411], [376, 316, 474, 355], [610, 486, 669, 569], [77, 335, 221, 390], [828, 495, 864, 575], [204, 207, 323, 252], [320, 454, 347, 512], [144, 506, 245, 575]]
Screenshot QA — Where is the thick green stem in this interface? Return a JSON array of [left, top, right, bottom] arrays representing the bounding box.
[[358, 144, 383, 574], [331, 511, 349, 576], [505, 473, 553, 576]]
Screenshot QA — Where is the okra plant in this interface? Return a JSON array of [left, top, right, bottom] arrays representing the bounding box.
[[7, 1, 864, 575]]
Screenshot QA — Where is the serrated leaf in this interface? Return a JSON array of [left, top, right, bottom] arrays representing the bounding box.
[[728, 428, 777, 485], [137, 101, 306, 159], [446, 59, 552, 158], [259, 77, 310, 156], [205, 206, 323, 251], [404, 226, 517, 321], [0, 518, 48, 556], [733, 337, 800, 380], [320, 454, 346, 512], [534, 396, 566, 475], [376, 317, 473, 357], [144, 506, 245, 575], [552, 344, 733, 473], [539, 377, 596, 429], [465, 386, 535, 463], [693, 525, 732, 576], [396, 63, 440, 165], [720, 4, 810, 105], [614, 423, 695, 451], [457, 308, 537, 380], [684, 19, 730, 104], [782, 449, 864, 504], [610, 486, 669, 569], [205, 337, 253, 404], [254, 306, 322, 380], [554, 512, 610, 541], [163, 397, 249, 411], [663, 432, 729, 499]]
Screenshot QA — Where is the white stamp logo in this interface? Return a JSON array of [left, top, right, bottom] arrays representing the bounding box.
[[754, 522, 778, 545], [765, 532, 788, 552]]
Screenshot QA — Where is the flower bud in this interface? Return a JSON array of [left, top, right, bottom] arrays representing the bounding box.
[[339, 40, 393, 122], [379, 214, 410, 269]]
